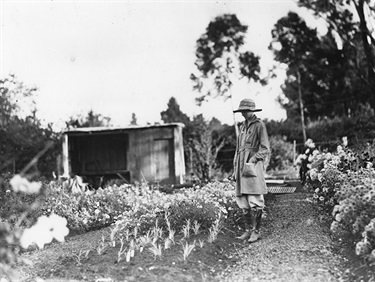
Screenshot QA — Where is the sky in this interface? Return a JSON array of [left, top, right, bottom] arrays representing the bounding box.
[[1, 0, 327, 130]]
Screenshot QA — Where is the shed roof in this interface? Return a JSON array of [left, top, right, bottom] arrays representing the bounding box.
[[63, 122, 185, 135]]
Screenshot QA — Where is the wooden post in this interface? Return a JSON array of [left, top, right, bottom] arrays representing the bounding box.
[[297, 70, 307, 144], [61, 134, 70, 178], [229, 90, 239, 138]]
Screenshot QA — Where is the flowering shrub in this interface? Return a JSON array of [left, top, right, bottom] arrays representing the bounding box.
[[0, 174, 69, 279], [307, 149, 347, 212], [305, 140, 375, 262], [268, 135, 294, 172], [166, 182, 234, 231], [38, 183, 134, 231], [295, 138, 318, 185], [114, 181, 236, 236], [330, 167, 375, 261], [2, 179, 237, 236]]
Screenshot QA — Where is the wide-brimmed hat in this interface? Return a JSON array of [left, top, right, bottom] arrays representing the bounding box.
[[233, 99, 262, 112]]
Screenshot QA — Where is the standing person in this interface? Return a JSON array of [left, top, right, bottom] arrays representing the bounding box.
[[231, 98, 270, 243]]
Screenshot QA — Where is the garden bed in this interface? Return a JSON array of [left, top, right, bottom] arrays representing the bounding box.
[[14, 214, 243, 281], [11, 189, 375, 282]]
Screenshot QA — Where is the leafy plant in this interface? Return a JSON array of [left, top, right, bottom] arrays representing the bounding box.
[[148, 243, 162, 260], [117, 237, 127, 263], [73, 249, 90, 266], [207, 215, 222, 243], [181, 219, 191, 239], [181, 241, 195, 261], [192, 220, 201, 235]]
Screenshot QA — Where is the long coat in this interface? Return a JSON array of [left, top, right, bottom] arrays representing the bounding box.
[[233, 116, 270, 196]]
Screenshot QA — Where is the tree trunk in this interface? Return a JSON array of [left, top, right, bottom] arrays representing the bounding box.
[[353, 0, 375, 85], [297, 71, 307, 144]]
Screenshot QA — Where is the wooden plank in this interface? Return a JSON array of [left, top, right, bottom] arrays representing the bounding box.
[[266, 179, 285, 185], [153, 139, 171, 183], [268, 186, 296, 194], [173, 126, 185, 184]]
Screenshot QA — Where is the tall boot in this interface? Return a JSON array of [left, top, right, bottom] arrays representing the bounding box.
[[248, 208, 262, 243], [236, 209, 252, 240]]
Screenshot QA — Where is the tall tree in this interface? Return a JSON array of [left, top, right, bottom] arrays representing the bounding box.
[[270, 11, 374, 124], [160, 97, 190, 125], [160, 97, 195, 176], [0, 74, 37, 125], [297, 0, 375, 98], [269, 12, 321, 142], [160, 97, 235, 182], [189, 115, 228, 182], [0, 75, 60, 178], [65, 109, 111, 128], [191, 14, 263, 105]]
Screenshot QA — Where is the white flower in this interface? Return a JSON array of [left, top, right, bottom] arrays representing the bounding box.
[[10, 174, 42, 194], [342, 136, 348, 147], [49, 214, 69, 242], [310, 168, 318, 180], [330, 221, 339, 232], [325, 153, 332, 160], [19, 227, 38, 249], [20, 214, 69, 249], [318, 173, 324, 182], [335, 213, 342, 222], [20, 216, 54, 249], [312, 149, 320, 156], [331, 156, 341, 166], [305, 138, 315, 148], [355, 241, 371, 256], [332, 205, 340, 216]]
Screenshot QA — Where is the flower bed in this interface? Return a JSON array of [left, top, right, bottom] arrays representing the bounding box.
[[304, 140, 375, 264], [0, 176, 238, 280]]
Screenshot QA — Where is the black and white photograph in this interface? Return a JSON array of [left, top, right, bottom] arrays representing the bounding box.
[[1, 0, 375, 281]]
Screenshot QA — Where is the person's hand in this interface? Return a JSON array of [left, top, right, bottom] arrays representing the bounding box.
[[249, 157, 258, 163], [228, 173, 236, 181]]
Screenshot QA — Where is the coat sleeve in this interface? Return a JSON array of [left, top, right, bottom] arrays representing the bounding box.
[[254, 122, 270, 161], [233, 124, 240, 172]]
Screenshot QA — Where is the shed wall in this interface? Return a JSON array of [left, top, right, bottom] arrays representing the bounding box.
[[63, 124, 185, 185]]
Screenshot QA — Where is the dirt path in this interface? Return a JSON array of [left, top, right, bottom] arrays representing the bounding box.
[[219, 191, 347, 282]]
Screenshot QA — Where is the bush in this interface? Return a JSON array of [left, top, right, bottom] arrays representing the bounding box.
[[268, 135, 294, 171], [114, 181, 235, 236], [1, 174, 69, 279], [305, 141, 375, 262], [2, 179, 237, 236]]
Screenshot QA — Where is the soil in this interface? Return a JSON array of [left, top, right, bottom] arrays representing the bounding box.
[[11, 185, 375, 282]]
